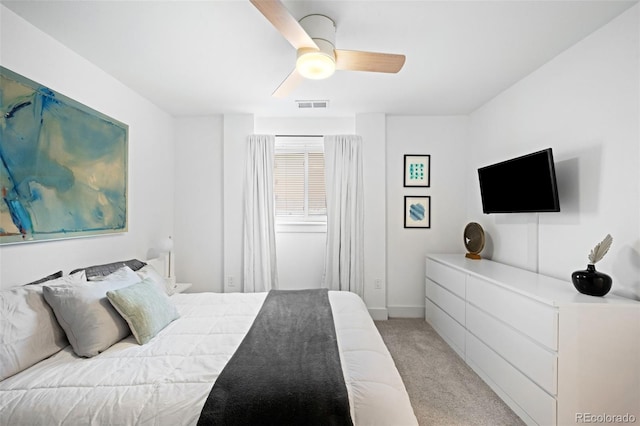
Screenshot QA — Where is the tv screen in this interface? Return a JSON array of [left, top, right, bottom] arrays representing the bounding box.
[[478, 148, 560, 213]]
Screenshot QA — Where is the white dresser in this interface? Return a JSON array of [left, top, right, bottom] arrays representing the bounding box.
[[425, 254, 640, 426]]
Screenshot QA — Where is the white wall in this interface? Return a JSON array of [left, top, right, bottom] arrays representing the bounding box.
[[174, 116, 224, 292], [0, 6, 175, 289], [222, 114, 255, 292], [467, 5, 640, 300], [386, 116, 469, 316], [356, 113, 388, 319], [254, 117, 354, 137], [273, 229, 327, 290]]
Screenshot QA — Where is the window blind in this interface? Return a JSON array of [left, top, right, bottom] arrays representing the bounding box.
[[274, 137, 326, 218], [274, 152, 305, 215]]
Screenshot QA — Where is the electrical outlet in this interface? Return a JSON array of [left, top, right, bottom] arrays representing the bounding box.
[[374, 279, 383, 289], [227, 276, 235, 287]]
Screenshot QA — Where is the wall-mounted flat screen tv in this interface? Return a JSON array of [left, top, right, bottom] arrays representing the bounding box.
[[478, 148, 560, 213]]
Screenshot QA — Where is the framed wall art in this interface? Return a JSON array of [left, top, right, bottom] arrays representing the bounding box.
[[404, 154, 430, 187], [0, 66, 128, 245], [404, 196, 431, 228]]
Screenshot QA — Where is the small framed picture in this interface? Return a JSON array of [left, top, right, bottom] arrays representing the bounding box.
[[404, 154, 430, 187], [404, 196, 431, 228]]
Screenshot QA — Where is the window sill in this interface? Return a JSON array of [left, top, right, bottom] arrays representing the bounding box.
[[276, 221, 327, 233]]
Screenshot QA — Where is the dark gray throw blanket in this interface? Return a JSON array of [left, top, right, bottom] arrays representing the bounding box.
[[197, 289, 353, 426]]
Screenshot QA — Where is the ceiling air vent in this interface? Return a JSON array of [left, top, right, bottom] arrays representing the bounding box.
[[295, 100, 329, 109]]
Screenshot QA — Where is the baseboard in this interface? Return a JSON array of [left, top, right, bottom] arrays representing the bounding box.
[[368, 307, 389, 321], [387, 305, 425, 319]]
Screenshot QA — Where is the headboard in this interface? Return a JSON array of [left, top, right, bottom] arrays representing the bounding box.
[[69, 259, 146, 279]]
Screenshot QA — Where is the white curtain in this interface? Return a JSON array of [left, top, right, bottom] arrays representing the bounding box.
[[322, 135, 364, 296], [243, 135, 278, 292]]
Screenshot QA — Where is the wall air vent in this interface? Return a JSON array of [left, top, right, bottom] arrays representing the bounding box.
[[295, 100, 329, 109]]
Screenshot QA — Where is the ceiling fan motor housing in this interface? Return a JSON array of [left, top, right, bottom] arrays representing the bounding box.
[[299, 14, 336, 49]]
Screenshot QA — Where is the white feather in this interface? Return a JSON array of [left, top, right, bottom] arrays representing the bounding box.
[[588, 234, 613, 264]]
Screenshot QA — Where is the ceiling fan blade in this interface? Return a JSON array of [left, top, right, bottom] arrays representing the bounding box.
[[272, 68, 303, 98], [335, 50, 406, 73], [250, 0, 318, 50]]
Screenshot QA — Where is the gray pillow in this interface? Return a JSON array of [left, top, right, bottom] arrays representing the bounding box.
[[43, 266, 141, 357], [107, 278, 180, 345], [0, 273, 84, 380]]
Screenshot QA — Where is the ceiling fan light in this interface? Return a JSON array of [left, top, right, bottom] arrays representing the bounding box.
[[296, 50, 336, 80]]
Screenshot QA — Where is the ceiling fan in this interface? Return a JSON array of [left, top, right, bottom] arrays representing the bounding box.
[[250, 0, 406, 98]]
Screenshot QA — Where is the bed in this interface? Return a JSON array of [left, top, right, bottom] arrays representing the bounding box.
[[0, 260, 417, 425]]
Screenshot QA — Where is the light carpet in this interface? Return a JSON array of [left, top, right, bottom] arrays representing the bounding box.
[[375, 318, 525, 426]]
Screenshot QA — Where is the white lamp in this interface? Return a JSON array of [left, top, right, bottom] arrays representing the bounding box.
[[147, 236, 173, 279]]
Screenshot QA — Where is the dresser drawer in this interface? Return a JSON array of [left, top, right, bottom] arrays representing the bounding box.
[[425, 298, 465, 357], [466, 332, 557, 426], [467, 275, 558, 351], [467, 303, 557, 395], [426, 278, 465, 325], [426, 258, 466, 298]]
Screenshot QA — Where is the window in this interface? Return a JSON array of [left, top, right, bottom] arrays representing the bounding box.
[[274, 136, 326, 221]]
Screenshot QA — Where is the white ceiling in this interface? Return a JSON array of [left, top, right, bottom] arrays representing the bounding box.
[[2, 0, 637, 117]]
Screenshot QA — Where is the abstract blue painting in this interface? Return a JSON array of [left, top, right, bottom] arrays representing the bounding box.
[[404, 196, 431, 228], [0, 67, 128, 244]]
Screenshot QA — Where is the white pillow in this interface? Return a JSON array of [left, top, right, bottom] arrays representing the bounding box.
[[136, 264, 175, 295], [43, 267, 141, 357], [0, 272, 85, 380]]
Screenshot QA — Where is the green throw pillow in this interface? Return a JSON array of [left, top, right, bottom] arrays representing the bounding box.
[[107, 278, 179, 345]]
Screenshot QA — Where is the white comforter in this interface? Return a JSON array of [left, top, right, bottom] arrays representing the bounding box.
[[0, 291, 417, 426]]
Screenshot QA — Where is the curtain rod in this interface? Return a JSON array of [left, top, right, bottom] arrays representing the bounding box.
[[275, 134, 323, 138]]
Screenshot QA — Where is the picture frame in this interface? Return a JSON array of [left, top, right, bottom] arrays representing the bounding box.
[[404, 196, 431, 228], [404, 154, 430, 187]]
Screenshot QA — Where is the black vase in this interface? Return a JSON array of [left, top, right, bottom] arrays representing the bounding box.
[[571, 264, 612, 297]]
